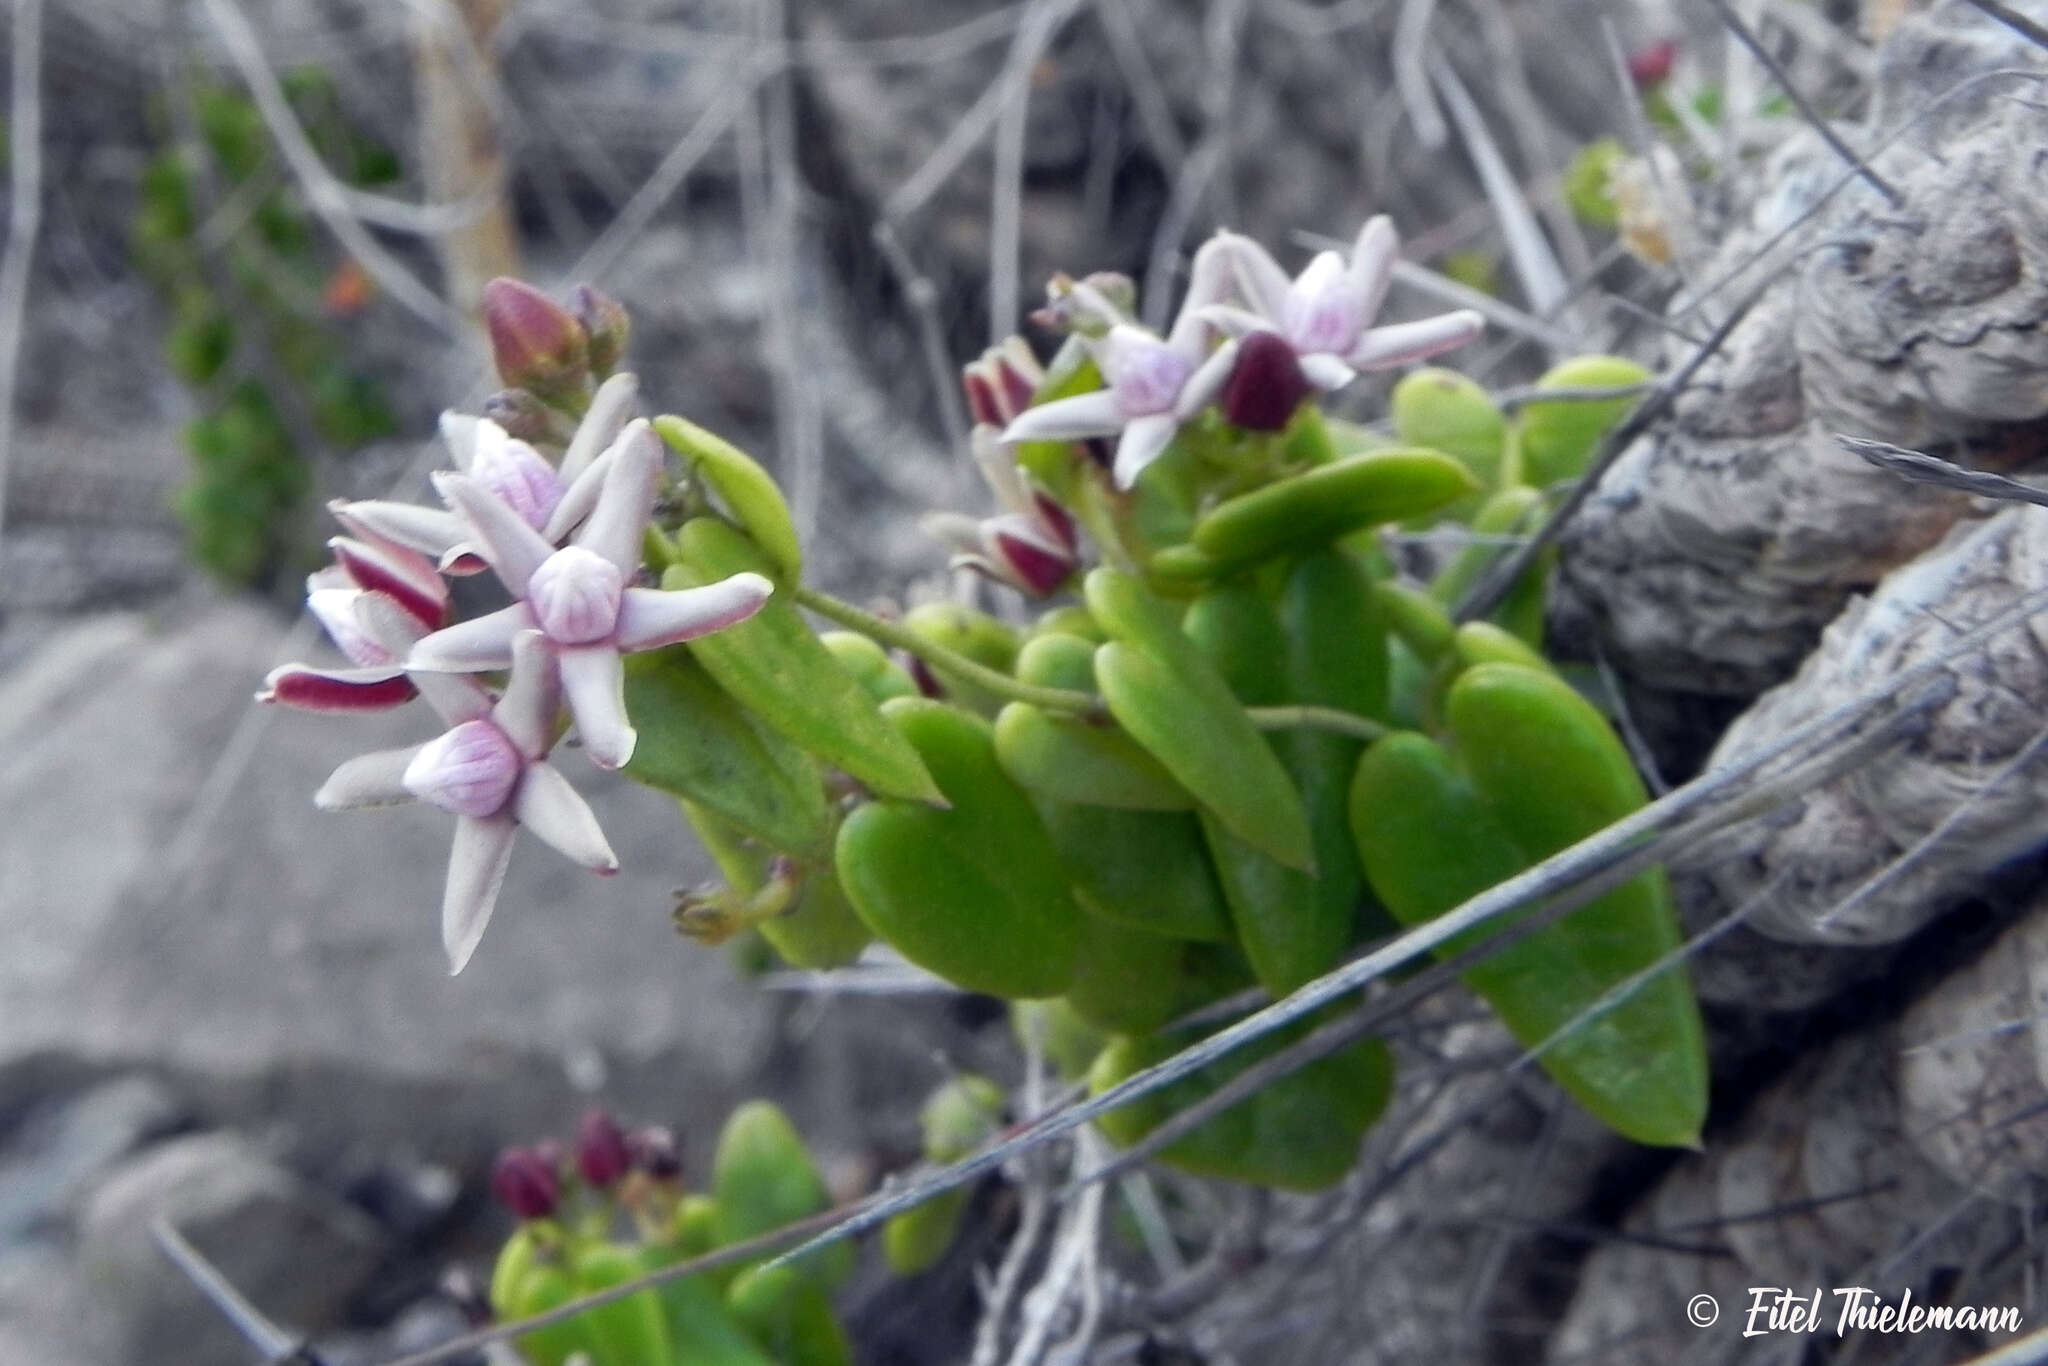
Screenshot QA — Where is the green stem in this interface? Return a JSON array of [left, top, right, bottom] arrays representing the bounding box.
[[1246, 705, 1390, 743], [791, 586, 1108, 719]]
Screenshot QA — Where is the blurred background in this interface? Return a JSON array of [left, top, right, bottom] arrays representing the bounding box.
[[0, 0, 1799, 1361]]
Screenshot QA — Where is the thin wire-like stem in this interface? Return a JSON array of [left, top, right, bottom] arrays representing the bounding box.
[[0, 0, 44, 545]]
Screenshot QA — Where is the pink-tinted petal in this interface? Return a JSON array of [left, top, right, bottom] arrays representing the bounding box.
[[1173, 337, 1240, 421], [542, 443, 614, 545], [315, 745, 425, 810], [528, 546, 626, 645], [1347, 216, 1399, 326], [557, 644, 634, 769], [308, 588, 394, 667], [1218, 230, 1293, 322], [259, 662, 416, 712], [408, 602, 534, 674], [1284, 251, 1366, 356], [613, 573, 773, 652], [470, 426, 566, 531], [405, 719, 523, 817], [559, 372, 640, 483], [437, 545, 492, 577], [493, 630, 562, 760], [1001, 391, 1124, 444], [1300, 353, 1359, 391], [514, 764, 619, 873], [1033, 492, 1078, 552], [1113, 413, 1180, 489], [349, 591, 429, 663], [986, 517, 1075, 596], [1194, 304, 1275, 339], [574, 420, 662, 573], [1099, 325, 1192, 416], [329, 536, 449, 632], [434, 471, 556, 592], [1348, 310, 1486, 370], [329, 499, 466, 562], [443, 814, 517, 975]]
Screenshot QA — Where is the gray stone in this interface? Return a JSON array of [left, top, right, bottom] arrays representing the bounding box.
[[77, 1132, 384, 1364], [0, 1076, 186, 1247]]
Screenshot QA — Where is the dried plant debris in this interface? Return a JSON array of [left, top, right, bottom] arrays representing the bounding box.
[[1558, 5, 2048, 697], [1549, 886, 2048, 1364], [1677, 505, 2048, 950]]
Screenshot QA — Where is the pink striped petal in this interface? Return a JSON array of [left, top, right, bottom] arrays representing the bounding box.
[[259, 663, 416, 712], [1347, 310, 1485, 370], [493, 631, 562, 760], [559, 373, 640, 483], [443, 814, 517, 975], [558, 645, 633, 770], [408, 602, 535, 674], [987, 518, 1076, 596], [434, 471, 555, 592], [574, 421, 662, 573], [515, 764, 618, 873], [308, 588, 393, 667], [328, 499, 466, 562], [329, 536, 449, 631], [613, 574, 773, 652], [315, 745, 425, 810]]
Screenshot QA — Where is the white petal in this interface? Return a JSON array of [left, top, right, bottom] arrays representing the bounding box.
[[921, 510, 984, 557], [1113, 413, 1180, 489], [315, 745, 425, 810], [1167, 234, 1235, 352], [435, 471, 556, 592], [1173, 338, 1240, 421], [1347, 216, 1399, 326], [971, 423, 1031, 514], [408, 603, 535, 674], [1219, 230, 1293, 321], [443, 815, 518, 975], [1194, 304, 1274, 339], [328, 500, 466, 562], [1300, 353, 1359, 391], [559, 372, 640, 483], [613, 575, 773, 653], [542, 444, 614, 545], [515, 764, 619, 873], [1001, 391, 1126, 443], [575, 420, 661, 573], [1348, 310, 1485, 370], [413, 670, 495, 728], [558, 645, 634, 769], [439, 412, 485, 471], [493, 631, 562, 760]]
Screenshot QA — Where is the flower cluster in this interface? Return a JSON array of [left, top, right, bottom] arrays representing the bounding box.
[[262, 283, 774, 973]]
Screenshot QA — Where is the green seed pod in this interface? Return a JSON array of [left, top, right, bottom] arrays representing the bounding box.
[[1390, 367, 1507, 488], [501, 1258, 597, 1366], [1184, 580, 1351, 995], [623, 647, 832, 860], [712, 1101, 855, 1290], [994, 702, 1194, 811], [819, 631, 918, 704], [1029, 604, 1104, 642], [1516, 355, 1651, 487], [1010, 998, 1107, 1081], [901, 601, 1021, 717], [1145, 542, 1224, 590], [1189, 448, 1479, 571], [655, 414, 803, 583], [570, 1241, 673, 1366], [1065, 911, 1191, 1036], [725, 1265, 854, 1366], [489, 1224, 541, 1327], [837, 699, 1084, 998], [1035, 800, 1233, 941], [1085, 569, 1314, 871], [630, 1243, 778, 1366], [1012, 632, 1098, 692], [882, 1188, 972, 1276], [671, 520, 942, 804]]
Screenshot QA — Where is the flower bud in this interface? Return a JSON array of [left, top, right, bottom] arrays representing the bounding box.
[[490, 1146, 560, 1220], [1220, 331, 1314, 432], [404, 719, 522, 818], [575, 1109, 633, 1189], [629, 1125, 684, 1182], [526, 545, 625, 645], [961, 337, 1044, 428], [1031, 272, 1136, 337], [480, 278, 589, 400], [470, 426, 566, 531], [481, 389, 556, 444], [571, 284, 631, 378], [1628, 38, 1676, 87]]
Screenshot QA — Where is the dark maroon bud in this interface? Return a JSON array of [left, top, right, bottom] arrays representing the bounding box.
[[482, 389, 554, 444], [962, 371, 1004, 429], [907, 652, 945, 699], [1628, 39, 1677, 87], [629, 1125, 684, 1182], [571, 284, 631, 377], [575, 1109, 633, 1189], [1221, 332, 1314, 432], [992, 529, 1074, 598], [1033, 493, 1079, 553], [490, 1146, 560, 1220]]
